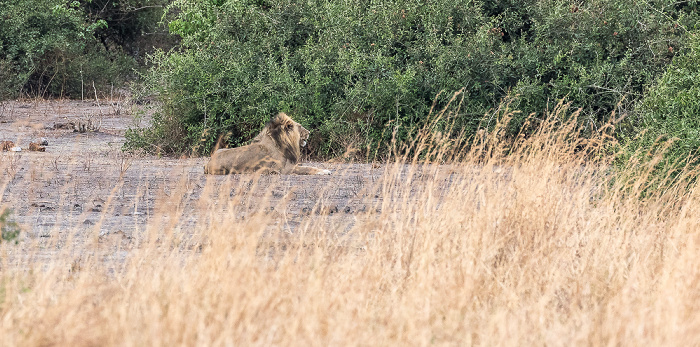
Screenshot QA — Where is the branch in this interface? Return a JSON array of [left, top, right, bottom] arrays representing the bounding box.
[[127, 5, 164, 12]]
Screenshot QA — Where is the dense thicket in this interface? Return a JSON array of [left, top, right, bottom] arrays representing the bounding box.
[[0, 0, 170, 99], [126, 0, 699, 157], [2, 1, 699, 161], [634, 33, 700, 168]]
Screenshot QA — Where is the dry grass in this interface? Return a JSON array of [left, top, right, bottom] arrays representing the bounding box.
[[2, 100, 700, 346]]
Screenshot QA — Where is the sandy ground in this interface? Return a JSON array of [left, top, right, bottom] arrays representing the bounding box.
[[0, 99, 409, 253]]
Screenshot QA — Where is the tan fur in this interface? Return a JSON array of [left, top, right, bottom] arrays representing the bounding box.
[[204, 113, 331, 175], [1, 141, 14, 151], [28, 142, 46, 152]]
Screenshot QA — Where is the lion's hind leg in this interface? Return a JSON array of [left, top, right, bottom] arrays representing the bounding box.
[[204, 163, 229, 175]]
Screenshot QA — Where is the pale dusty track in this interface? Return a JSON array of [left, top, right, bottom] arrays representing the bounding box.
[[0, 100, 423, 255]]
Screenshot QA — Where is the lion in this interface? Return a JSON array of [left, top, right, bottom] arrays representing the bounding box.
[[204, 112, 331, 175]]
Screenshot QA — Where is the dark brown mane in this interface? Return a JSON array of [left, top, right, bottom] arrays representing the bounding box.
[[266, 112, 301, 164]]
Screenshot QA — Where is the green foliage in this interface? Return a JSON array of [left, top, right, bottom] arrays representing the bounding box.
[[0, 209, 20, 244], [631, 31, 700, 169], [128, 0, 697, 157], [80, 0, 176, 61], [0, 0, 171, 99]]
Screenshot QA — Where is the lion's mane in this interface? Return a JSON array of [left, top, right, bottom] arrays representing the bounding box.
[[204, 112, 328, 175]]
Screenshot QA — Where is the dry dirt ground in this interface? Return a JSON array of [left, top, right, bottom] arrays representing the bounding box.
[[0, 99, 430, 256]]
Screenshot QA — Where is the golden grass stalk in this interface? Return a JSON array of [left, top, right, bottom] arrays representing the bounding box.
[[2, 98, 700, 346]]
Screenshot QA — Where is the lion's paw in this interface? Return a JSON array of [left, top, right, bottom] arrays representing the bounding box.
[[317, 169, 332, 175]]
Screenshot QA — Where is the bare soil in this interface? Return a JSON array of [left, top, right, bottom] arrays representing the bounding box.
[[0, 99, 401, 252]]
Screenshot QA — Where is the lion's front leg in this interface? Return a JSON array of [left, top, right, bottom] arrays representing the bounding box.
[[292, 165, 331, 175]]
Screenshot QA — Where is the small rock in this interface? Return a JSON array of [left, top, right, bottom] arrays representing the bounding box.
[[83, 219, 95, 225], [40, 138, 49, 146], [31, 202, 54, 211], [10, 146, 21, 152], [323, 205, 339, 215], [113, 230, 131, 240]]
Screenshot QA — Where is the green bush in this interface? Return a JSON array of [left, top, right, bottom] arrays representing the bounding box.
[[1, 0, 101, 97], [80, 0, 177, 62], [127, 0, 698, 157], [632, 31, 700, 167], [0, 209, 20, 244], [0, 0, 171, 99]]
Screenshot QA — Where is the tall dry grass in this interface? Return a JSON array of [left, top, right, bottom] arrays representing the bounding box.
[[2, 98, 700, 346]]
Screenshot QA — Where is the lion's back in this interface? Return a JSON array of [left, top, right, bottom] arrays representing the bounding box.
[[204, 143, 284, 174]]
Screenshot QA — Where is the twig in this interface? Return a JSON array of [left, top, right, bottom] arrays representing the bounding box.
[[92, 81, 104, 131], [586, 84, 641, 97]]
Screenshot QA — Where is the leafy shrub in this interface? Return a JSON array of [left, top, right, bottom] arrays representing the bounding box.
[[80, 0, 177, 62], [0, 0, 101, 97], [0, 0, 171, 99], [631, 31, 700, 169], [128, 0, 697, 157], [0, 208, 20, 244]]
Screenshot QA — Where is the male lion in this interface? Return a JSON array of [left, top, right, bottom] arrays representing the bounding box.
[[203, 112, 331, 175]]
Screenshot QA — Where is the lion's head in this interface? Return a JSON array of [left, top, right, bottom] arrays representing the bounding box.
[[253, 112, 309, 164]]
